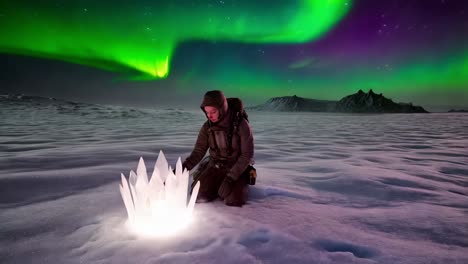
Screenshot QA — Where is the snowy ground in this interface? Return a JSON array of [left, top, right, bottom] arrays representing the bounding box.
[[1, 99, 467, 264]]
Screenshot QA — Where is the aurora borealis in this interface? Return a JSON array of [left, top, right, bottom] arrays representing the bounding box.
[[0, 0, 350, 79], [1, 0, 467, 110]]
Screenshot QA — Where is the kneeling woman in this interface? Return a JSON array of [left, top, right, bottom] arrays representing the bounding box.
[[182, 90, 254, 207]]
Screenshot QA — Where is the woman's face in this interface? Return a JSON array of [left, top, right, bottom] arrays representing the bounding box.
[[204, 106, 220, 122]]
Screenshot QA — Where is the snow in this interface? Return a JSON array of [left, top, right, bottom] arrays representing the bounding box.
[[1, 102, 467, 263]]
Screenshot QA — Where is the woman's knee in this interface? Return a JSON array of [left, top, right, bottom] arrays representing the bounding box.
[[224, 185, 248, 206]]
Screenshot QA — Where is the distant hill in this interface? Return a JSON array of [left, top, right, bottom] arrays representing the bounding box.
[[0, 93, 151, 118], [248, 95, 336, 112], [0, 93, 94, 109], [249, 90, 428, 113], [335, 89, 428, 113], [448, 109, 468, 113], [0, 93, 59, 102]]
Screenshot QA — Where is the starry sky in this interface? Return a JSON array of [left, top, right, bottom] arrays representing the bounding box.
[[1, 0, 467, 110]]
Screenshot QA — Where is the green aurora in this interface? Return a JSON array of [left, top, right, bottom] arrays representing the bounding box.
[[0, 0, 351, 79]]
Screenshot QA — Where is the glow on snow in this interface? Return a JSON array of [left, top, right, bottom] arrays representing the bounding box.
[[119, 151, 200, 238]]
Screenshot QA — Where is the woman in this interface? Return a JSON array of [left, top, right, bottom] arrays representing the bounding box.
[[182, 90, 254, 207]]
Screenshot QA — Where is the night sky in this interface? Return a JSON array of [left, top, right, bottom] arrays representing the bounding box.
[[1, 0, 467, 110]]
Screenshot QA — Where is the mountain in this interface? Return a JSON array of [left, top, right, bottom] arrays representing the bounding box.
[[448, 109, 468, 113], [335, 89, 428, 113], [0, 93, 152, 118], [0, 93, 94, 110], [248, 95, 336, 112], [0, 93, 59, 103], [250, 90, 428, 113]]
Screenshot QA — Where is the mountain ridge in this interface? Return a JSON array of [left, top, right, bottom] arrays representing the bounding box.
[[249, 90, 428, 113]]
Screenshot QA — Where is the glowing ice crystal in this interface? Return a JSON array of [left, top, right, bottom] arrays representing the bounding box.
[[119, 150, 200, 237]]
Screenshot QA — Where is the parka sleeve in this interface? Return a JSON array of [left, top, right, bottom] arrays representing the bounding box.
[[182, 122, 209, 171], [228, 120, 254, 180]]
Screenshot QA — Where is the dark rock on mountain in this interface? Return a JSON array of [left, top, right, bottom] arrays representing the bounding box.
[[335, 89, 428, 113], [248, 95, 336, 112]]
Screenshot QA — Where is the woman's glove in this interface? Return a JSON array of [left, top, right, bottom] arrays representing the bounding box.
[[218, 176, 235, 199]]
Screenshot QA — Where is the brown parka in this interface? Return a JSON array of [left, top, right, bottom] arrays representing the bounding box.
[[182, 90, 254, 181]]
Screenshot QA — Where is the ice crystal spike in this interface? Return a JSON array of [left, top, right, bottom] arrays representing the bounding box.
[[119, 151, 200, 237]]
